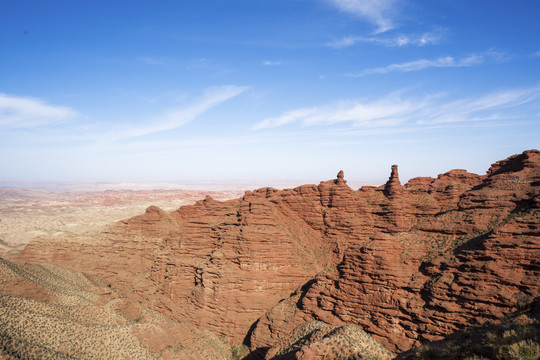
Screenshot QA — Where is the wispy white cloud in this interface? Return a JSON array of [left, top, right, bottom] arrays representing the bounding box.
[[253, 91, 428, 129], [101, 85, 249, 142], [346, 50, 509, 77], [348, 56, 480, 76], [140, 56, 168, 65], [417, 86, 540, 124], [253, 85, 540, 130], [1, 86, 249, 147], [532, 50, 540, 57], [0, 93, 78, 130], [262, 60, 283, 66], [326, 0, 397, 33], [327, 32, 441, 49]]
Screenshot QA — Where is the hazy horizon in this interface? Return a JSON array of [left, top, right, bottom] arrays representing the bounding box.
[[1, 1, 539, 183], [0, 176, 381, 191]]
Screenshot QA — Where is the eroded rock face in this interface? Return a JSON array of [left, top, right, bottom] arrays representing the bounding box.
[[16, 150, 540, 355], [17, 171, 372, 344], [265, 321, 393, 360], [249, 150, 540, 354]]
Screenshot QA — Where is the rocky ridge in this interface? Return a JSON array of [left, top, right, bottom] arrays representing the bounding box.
[[13, 149, 540, 358], [265, 320, 393, 360], [248, 150, 540, 355]]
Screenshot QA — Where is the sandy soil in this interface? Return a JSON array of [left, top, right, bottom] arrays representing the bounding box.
[[0, 183, 248, 248]]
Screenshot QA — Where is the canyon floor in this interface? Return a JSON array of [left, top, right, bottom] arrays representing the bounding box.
[[1, 151, 539, 360]]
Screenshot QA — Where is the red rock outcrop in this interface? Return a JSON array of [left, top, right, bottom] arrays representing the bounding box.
[[384, 165, 403, 198], [248, 150, 540, 355], [16, 171, 372, 344], [15, 149, 540, 357], [265, 321, 393, 360]]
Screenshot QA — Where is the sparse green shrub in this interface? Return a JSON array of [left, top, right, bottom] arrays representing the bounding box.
[[516, 292, 534, 311], [409, 317, 539, 360], [231, 344, 249, 360], [497, 339, 540, 360]]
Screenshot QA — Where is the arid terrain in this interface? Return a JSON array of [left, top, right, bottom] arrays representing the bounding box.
[[1, 150, 539, 359], [0, 184, 251, 251]]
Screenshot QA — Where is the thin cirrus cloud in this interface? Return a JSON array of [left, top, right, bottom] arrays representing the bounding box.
[[417, 86, 540, 124], [100, 85, 249, 143], [327, 32, 441, 49], [1, 86, 249, 147], [253, 85, 540, 130], [253, 92, 428, 130], [262, 60, 283, 66], [346, 50, 509, 77], [326, 0, 398, 33], [0, 93, 78, 130]]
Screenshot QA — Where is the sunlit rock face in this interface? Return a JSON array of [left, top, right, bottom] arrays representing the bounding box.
[[17, 170, 371, 343], [17, 150, 540, 355], [249, 150, 540, 354]]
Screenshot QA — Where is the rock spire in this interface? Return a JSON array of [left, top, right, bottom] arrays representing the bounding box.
[[384, 164, 402, 197], [336, 170, 346, 184]]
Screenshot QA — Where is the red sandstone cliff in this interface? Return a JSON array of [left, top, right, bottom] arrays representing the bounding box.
[[248, 150, 540, 355], [17, 170, 372, 344], [15, 150, 540, 357]]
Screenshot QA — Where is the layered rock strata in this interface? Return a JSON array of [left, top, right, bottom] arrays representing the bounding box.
[[249, 150, 540, 354], [16, 150, 540, 355], [17, 171, 372, 343]]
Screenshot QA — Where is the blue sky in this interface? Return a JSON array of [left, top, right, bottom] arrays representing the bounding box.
[[1, 0, 539, 184]]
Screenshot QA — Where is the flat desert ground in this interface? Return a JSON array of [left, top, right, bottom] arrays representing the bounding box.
[[0, 181, 254, 254]]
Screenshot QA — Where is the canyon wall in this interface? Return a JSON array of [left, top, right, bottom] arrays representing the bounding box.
[[16, 150, 540, 355]]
